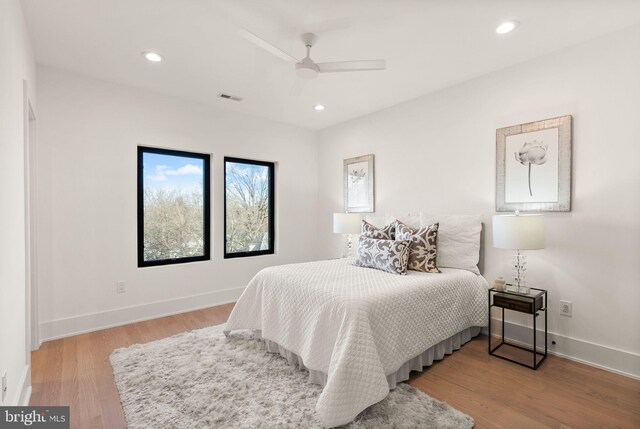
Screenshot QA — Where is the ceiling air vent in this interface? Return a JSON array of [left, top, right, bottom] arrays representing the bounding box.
[[217, 92, 243, 102]]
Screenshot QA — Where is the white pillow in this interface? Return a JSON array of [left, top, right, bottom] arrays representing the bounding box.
[[364, 214, 388, 228], [365, 213, 420, 229], [420, 213, 482, 274], [364, 213, 420, 239], [385, 213, 421, 230]]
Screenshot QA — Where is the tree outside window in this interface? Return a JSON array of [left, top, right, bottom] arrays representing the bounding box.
[[224, 157, 274, 258], [138, 147, 210, 267]]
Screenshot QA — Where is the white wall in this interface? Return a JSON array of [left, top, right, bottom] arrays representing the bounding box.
[[0, 0, 37, 405], [317, 25, 640, 377], [36, 67, 318, 340]]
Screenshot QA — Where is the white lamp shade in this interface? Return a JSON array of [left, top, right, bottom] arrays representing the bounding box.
[[493, 214, 545, 250], [333, 213, 361, 234]]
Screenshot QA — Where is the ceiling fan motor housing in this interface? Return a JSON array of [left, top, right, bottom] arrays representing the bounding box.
[[296, 57, 319, 79]]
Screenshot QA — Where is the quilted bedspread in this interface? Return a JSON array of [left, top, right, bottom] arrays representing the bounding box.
[[224, 259, 488, 428]]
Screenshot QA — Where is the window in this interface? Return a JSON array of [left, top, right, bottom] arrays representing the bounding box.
[[137, 146, 210, 267], [224, 157, 275, 258]]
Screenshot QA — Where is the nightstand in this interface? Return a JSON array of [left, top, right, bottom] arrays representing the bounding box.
[[488, 287, 547, 370]]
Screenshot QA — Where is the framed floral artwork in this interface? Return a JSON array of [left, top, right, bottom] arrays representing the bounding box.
[[344, 154, 374, 213], [496, 115, 572, 212]]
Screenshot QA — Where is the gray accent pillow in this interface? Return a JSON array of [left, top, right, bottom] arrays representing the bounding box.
[[354, 236, 411, 275], [395, 221, 441, 273], [361, 220, 395, 240]]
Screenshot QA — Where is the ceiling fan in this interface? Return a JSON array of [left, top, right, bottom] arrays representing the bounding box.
[[238, 28, 386, 79]]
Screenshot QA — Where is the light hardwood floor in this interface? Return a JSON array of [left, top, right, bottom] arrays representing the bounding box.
[[31, 303, 640, 429]]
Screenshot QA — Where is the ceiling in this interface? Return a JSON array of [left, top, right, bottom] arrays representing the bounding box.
[[21, 0, 640, 130]]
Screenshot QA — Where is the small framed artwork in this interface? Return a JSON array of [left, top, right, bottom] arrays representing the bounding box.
[[496, 115, 572, 212], [344, 154, 375, 213]]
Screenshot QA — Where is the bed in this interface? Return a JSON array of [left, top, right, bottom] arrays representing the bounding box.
[[224, 257, 488, 428]]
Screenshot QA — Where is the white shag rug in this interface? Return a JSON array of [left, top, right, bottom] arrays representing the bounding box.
[[110, 324, 474, 429]]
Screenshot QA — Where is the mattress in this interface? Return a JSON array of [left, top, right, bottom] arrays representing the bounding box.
[[224, 258, 488, 427]]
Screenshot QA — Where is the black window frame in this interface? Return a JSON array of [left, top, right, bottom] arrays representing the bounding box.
[[137, 146, 211, 267], [224, 156, 275, 259]]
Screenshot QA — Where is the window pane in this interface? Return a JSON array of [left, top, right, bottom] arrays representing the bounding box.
[[224, 158, 274, 257], [138, 147, 210, 266]]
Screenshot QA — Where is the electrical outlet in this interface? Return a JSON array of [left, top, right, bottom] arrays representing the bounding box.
[[2, 371, 7, 402], [116, 281, 126, 294], [560, 300, 572, 317]]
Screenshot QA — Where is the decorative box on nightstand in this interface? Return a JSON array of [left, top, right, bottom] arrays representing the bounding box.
[[488, 287, 547, 370]]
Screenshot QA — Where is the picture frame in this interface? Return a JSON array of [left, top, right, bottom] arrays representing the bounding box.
[[496, 115, 572, 212], [344, 154, 375, 213]]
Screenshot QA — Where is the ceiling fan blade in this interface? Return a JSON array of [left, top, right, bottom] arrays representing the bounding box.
[[237, 28, 299, 64], [317, 59, 386, 73]]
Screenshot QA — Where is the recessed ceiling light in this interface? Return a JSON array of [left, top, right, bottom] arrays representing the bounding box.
[[142, 51, 163, 62], [314, 104, 325, 111], [496, 21, 519, 34]]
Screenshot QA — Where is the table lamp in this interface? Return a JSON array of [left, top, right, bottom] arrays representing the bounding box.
[[333, 213, 361, 258], [493, 212, 545, 294]]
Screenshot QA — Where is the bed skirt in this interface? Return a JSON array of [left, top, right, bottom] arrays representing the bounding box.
[[256, 326, 481, 389]]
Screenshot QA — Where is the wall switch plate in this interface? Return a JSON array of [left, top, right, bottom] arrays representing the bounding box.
[[560, 300, 572, 317], [2, 371, 7, 402], [116, 281, 126, 294]]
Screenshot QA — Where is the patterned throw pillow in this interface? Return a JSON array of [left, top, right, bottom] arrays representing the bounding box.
[[361, 220, 396, 240], [395, 221, 440, 273], [354, 236, 411, 275]]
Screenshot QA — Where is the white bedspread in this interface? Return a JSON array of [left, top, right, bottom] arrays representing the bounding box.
[[224, 259, 488, 428]]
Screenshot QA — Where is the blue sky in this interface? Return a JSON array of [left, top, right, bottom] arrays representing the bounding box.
[[226, 161, 268, 179], [144, 152, 204, 192]]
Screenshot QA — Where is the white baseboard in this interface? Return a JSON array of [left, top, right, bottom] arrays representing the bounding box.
[[20, 386, 32, 406], [486, 318, 640, 380], [14, 365, 31, 406], [40, 287, 245, 342]]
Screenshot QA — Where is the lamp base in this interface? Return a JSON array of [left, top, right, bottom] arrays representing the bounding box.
[[512, 249, 529, 294], [342, 234, 354, 259]]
